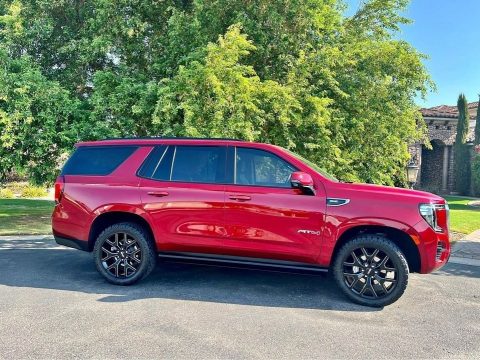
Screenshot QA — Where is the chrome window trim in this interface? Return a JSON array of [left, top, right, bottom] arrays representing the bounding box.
[[151, 146, 169, 179], [169, 146, 177, 181]]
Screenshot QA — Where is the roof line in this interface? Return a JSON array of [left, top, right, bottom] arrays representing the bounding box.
[[100, 136, 244, 141]]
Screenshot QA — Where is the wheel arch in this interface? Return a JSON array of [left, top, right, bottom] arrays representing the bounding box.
[[331, 225, 421, 273], [88, 211, 156, 252]]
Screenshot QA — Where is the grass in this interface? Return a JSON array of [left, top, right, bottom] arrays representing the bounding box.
[[444, 196, 480, 235], [0, 199, 54, 235]]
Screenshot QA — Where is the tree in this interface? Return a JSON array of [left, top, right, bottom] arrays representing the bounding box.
[[0, 0, 432, 185], [453, 93, 471, 195], [0, 49, 80, 183], [475, 95, 480, 145], [472, 96, 480, 195]]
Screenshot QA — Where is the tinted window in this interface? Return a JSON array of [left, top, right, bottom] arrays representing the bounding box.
[[137, 146, 167, 178], [235, 147, 296, 187], [62, 146, 137, 176], [152, 146, 175, 180], [171, 146, 226, 183], [137, 146, 174, 181]]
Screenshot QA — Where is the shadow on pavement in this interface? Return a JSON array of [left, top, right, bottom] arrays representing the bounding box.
[[432, 262, 480, 279], [0, 238, 380, 312]]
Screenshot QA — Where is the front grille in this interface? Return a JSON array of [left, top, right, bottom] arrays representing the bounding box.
[[436, 241, 446, 261]]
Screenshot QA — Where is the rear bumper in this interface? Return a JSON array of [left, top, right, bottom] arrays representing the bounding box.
[[54, 235, 90, 252]]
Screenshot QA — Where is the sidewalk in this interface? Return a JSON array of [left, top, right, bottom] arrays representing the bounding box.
[[449, 229, 480, 266]]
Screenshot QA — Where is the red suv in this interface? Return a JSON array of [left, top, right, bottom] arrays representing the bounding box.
[[52, 138, 450, 307]]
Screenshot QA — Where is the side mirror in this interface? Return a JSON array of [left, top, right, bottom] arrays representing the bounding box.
[[290, 171, 315, 195]]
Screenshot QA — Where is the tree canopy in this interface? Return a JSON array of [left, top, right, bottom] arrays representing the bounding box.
[[0, 0, 432, 185]]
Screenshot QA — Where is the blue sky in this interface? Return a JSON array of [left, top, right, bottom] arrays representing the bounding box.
[[345, 0, 480, 107]]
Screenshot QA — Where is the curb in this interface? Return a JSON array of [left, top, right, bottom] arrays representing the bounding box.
[[0, 235, 53, 241], [448, 257, 480, 267]]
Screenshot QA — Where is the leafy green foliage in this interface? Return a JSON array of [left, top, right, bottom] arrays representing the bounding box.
[[456, 94, 469, 144], [475, 97, 480, 145], [0, 0, 432, 185], [0, 188, 14, 198], [472, 155, 480, 196], [454, 94, 471, 195], [20, 185, 48, 198], [0, 48, 79, 184]]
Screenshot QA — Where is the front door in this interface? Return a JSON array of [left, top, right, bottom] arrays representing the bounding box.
[[138, 145, 227, 253], [223, 146, 326, 264]]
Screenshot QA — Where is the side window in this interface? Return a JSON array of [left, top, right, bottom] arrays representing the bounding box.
[[171, 146, 226, 183], [137, 145, 173, 181], [62, 146, 138, 176], [235, 147, 297, 187]]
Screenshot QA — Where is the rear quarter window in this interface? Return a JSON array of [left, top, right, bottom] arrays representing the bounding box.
[[61, 146, 138, 176]]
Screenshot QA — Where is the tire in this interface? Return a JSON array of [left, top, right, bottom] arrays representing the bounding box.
[[93, 222, 157, 285], [333, 234, 409, 307]]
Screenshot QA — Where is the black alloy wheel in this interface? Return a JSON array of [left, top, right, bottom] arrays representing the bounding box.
[[342, 247, 397, 299], [333, 234, 409, 307], [100, 232, 142, 278], [93, 222, 156, 285]]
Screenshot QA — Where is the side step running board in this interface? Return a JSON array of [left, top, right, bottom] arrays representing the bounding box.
[[157, 252, 329, 274]]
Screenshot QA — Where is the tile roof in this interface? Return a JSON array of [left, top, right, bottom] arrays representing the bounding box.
[[421, 102, 478, 119]]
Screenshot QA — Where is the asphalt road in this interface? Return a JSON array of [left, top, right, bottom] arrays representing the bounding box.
[[0, 238, 479, 359]]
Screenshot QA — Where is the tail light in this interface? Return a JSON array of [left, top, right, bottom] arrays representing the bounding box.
[[54, 176, 65, 204], [419, 203, 449, 233]]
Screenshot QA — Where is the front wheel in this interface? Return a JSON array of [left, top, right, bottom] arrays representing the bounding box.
[[93, 222, 157, 285], [333, 234, 409, 307]]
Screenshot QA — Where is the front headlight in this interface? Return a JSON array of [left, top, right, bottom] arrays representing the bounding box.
[[419, 203, 447, 232], [419, 204, 436, 229]]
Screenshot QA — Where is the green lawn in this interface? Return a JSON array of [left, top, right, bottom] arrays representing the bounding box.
[[0, 199, 54, 235], [444, 196, 480, 235]]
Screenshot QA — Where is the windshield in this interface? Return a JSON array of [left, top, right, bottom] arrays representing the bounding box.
[[281, 147, 338, 181]]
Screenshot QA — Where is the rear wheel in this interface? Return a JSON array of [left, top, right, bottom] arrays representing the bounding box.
[[333, 234, 409, 307], [93, 222, 156, 285]]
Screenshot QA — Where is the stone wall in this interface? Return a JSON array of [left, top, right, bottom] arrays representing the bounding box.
[[426, 121, 457, 145], [420, 141, 445, 193], [410, 118, 460, 193]]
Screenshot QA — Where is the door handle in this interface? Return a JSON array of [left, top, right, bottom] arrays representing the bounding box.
[[147, 191, 169, 197], [229, 195, 251, 201]]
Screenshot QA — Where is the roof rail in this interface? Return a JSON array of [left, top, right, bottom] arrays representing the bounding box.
[[100, 136, 244, 141]]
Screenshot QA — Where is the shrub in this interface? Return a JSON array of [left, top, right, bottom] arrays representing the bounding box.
[[472, 155, 480, 196], [454, 144, 471, 195], [0, 188, 15, 198], [20, 186, 48, 198], [5, 181, 29, 195]]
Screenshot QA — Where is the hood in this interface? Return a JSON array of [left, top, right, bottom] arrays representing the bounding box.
[[330, 182, 445, 204]]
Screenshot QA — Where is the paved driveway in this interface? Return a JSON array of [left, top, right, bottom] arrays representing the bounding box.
[[0, 237, 479, 359]]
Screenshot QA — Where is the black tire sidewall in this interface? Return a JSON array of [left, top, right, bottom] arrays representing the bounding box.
[[333, 235, 409, 307], [93, 222, 156, 285]]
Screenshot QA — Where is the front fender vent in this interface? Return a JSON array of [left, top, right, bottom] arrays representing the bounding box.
[[327, 198, 350, 207]]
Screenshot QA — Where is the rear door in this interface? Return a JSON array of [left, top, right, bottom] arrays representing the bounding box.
[[138, 145, 227, 253], [223, 146, 325, 264]]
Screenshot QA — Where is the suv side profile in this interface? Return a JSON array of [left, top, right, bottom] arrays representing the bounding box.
[[52, 138, 451, 307]]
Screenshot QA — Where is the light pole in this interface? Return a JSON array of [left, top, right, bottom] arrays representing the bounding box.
[[406, 155, 419, 189]]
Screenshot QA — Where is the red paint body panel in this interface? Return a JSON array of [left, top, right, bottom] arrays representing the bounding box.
[[138, 178, 226, 253], [223, 184, 326, 264], [52, 138, 451, 274]]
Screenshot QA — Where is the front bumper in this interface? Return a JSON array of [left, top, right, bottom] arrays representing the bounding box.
[[410, 220, 451, 274]]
